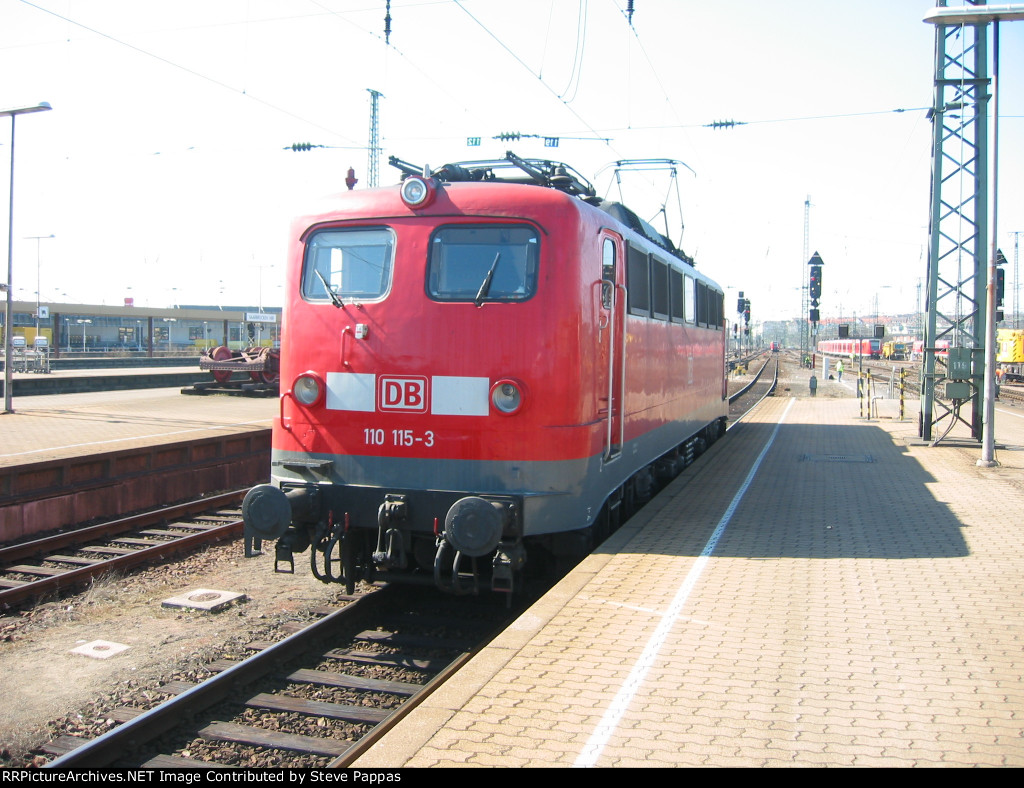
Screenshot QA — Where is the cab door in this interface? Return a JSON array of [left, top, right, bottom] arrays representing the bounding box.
[[597, 234, 626, 463]]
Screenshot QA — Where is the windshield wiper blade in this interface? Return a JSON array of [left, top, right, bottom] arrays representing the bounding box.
[[474, 253, 501, 307], [315, 270, 345, 308]]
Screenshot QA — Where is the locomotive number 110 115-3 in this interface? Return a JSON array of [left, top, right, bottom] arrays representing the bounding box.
[[364, 428, 436, 447]]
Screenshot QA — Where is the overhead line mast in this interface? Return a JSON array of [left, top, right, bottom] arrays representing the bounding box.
[[921, 0, 1024, 463], [921, 2, 991, 444], [801, 196, 811, 363], [367, 89, 383, 188]]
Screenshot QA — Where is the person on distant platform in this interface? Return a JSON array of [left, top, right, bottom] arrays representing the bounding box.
[[836, 359, 844, 383]]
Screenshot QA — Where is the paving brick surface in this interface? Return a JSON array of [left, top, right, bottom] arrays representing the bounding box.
[[353, 393, 1024, 768]]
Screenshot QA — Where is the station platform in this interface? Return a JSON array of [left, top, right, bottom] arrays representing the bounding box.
[[0, 386, 275, 466], [0, 364, 215, 397], [0, 387, 277, 542], [352, 393, 1024, 768]]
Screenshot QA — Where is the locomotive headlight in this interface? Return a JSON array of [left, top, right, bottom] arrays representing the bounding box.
[[490, 378, 525, 415], [400, 176, 436, 208], [293, 372, 325, 407]]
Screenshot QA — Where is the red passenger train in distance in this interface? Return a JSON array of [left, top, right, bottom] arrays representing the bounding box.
[[241, 153, 729, 596], [817, 338, 882, 359]]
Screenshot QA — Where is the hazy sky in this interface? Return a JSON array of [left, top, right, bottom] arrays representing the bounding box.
[[2, 0, 1022, 322]]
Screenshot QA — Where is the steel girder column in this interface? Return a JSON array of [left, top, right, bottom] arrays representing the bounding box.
[[921, 1, 989, 442]]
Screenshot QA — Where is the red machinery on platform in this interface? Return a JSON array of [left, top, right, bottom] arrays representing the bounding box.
[[187, 346, 280, 396]]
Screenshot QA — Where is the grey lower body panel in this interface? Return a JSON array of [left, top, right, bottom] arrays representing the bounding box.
[[270, 406, 725, 537]]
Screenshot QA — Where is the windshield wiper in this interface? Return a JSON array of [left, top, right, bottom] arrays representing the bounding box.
[[474, 253, 501, 307], [315, 270, 345, 308]]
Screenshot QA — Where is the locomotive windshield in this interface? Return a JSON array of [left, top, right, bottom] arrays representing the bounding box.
[[302, 227, 394, 303], [427, 225, 539, 303]]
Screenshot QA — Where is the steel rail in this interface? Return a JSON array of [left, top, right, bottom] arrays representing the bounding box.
[[327, 643, 479, 767], [0, 490, 246, 608], [729, 356, 777, 405], [45, 587, 389, 768], [41, 583, 520, 770]]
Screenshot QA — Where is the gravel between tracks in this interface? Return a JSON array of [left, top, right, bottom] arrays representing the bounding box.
[[0, 539, 357, 767]]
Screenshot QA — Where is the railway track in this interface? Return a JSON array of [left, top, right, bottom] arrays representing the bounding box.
[[999, 384, 1024, 407], [857, 359, 1024, 408], [728, 355, 778, 423], [41, 585, 517, 769], [839, 358, 920, 393], [0, 491, 246, 610]]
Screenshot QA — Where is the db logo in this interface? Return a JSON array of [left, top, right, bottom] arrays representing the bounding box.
[[378, 376, 428, 413]]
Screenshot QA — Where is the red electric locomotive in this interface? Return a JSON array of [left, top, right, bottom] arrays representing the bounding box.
[[242, 153, 728, 595]]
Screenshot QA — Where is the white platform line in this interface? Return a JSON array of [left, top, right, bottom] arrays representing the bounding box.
[[574, 398, 795, 768]]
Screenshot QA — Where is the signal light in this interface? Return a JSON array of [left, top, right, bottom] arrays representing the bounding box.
[[809, 308, 820, 323], [996, 267, 1005, 307], [809, 265, 822, 299]]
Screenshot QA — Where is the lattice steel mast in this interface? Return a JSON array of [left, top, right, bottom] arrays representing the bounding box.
[[801, 196, 810, 361], [367, 89, 384, 188], [920, 1, 990, 442]]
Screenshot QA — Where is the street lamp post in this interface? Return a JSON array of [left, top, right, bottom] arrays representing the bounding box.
[[26, 233, 54, 345], [2, 101, 52, 414], [164, 318, 176, 354], [76, 319, 91, 352]]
